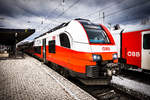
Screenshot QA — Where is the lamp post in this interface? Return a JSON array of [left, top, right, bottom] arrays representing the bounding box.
[[13, 32, 18, 57]]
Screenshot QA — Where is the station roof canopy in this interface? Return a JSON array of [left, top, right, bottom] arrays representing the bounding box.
[[0, 28, 35, 45]]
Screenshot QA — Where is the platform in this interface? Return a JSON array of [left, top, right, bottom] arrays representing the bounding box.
[[0, 55, 96, 100], [111, 75, 150, 100]]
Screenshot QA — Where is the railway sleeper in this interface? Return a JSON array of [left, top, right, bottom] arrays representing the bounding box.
[[96, 90, 120, 100]]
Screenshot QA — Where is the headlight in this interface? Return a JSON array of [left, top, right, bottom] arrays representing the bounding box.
[[92, 54, 101, 62], [113, 53, 118, 60]]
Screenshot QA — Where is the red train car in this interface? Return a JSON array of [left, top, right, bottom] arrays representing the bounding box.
[[112, 25, 150, 71]]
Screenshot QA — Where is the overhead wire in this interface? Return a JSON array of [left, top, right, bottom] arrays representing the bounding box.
[[31, 0, 150, 39], [35, 0, 124, 32], [56, 0, 81, 19], [38, 0, 81, 33], [31, 1, 68, 35], [80, 0, 125, 19], [33, 2, 63, 29], [92, 0, 150, 22]]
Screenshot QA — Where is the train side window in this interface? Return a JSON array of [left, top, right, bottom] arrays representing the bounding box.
[[59, 33, 70, 48], [49, 40, 56, 53], [143, 34, 150, 49], [34, 46, 41, 54]]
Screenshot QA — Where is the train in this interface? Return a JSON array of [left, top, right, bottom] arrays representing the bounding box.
[[111, 25, 150, 72], [21, 18, 119, 85]]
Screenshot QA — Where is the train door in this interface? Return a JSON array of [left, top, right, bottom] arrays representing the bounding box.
[[59, 33, 71, 66], [43, 38, 46, 62], [141, 31, 150, 70]]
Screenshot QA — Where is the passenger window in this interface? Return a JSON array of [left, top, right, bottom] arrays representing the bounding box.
[[59, 33, 71, 48], [34, 46, 41, 54], [49, 40, 55, 53], [143, 34, 150, 49]]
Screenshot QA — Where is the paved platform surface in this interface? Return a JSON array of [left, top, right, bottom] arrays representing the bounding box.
[[0, 55, 96, 100]]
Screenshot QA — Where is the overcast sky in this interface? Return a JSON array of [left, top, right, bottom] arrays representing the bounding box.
[[0, 0, 150, 41]]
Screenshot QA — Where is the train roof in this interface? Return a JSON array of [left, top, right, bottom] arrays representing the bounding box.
[[74, 18, 90, 22], [34, 22, 69, 39], [111, 24, 150, 34], [123, 24, 150, 33], [34, 18, 91, 40]]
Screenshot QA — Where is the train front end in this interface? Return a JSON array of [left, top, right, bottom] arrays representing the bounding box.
[[85, 24, 119, 78], [74, 19, 119, 85]]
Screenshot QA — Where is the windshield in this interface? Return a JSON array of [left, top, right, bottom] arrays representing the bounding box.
[[79, 20, 110, 44]]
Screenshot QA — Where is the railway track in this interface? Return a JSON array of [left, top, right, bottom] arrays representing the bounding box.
[[69, 78, 138, 100], [30, 55, 149, 100], [44, 62, 139, 100], [111, 70, 150, 100], [73, 69, 150, 100], [120, 69, 150, 85]]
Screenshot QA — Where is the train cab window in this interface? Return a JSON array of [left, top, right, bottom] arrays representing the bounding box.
[[143, 34, 150, 49], [49, 40, 56, 53], [59, 33, 71, 48], [79, 21, 110, 44]]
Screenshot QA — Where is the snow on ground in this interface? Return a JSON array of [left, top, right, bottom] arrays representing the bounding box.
[[111, 76, 150, 97]]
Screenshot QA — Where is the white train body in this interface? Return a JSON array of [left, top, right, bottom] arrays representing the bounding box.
[[32, 19, 119, 82]]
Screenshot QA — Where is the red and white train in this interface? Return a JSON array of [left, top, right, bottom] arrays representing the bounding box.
[[111, 25, 150, 72], [23, 19, 119, 85]]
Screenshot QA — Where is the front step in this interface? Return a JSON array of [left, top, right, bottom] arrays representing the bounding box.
[[78, 78, 111, 85]]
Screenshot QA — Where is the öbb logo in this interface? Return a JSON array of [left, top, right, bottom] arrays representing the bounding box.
[[127, 51, 140, 57], [102, 47, 110, 51]]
